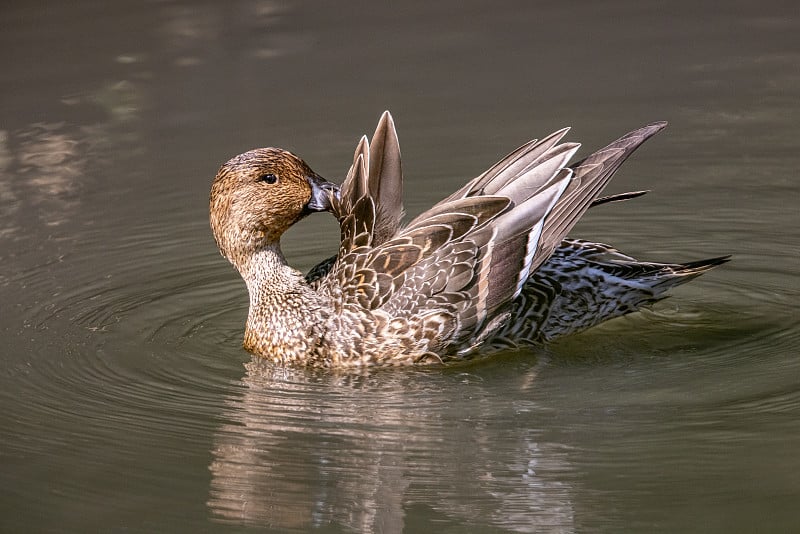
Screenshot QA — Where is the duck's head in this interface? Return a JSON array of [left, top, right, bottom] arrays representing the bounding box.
[[209, 148, 338, 267]]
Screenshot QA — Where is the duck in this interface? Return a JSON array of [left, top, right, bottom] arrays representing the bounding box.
[[209, 111, 728, 367]]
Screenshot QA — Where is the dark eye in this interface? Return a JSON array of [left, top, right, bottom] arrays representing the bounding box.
[[257, 173, 278, 184]]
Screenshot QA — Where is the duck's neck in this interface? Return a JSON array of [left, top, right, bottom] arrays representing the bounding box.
[[240, 243, 298, 296], [238, 243, 324, 363]]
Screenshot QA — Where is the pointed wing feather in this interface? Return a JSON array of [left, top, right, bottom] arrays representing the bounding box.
[[435, 127, 572, 205], [368, 111, 404, 244], [590, 190, 648, 207], [332, 111, 404, 249], [340, 136, 370, 210], [405, 196, 512, 232], [532, 122, 668, 271]]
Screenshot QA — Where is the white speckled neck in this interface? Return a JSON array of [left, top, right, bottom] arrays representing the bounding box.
[[240, 243, 326, 363]]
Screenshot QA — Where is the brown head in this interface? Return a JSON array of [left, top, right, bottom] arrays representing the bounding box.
[[209, 148, 338, 268]]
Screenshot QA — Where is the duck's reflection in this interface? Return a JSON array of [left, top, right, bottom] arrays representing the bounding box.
[[208, 357, 576, 533]]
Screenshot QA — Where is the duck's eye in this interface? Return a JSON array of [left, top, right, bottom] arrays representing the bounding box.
[[257, 173, 278, 184]]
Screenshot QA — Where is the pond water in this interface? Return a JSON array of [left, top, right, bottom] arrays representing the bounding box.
[[1, 1, 798, 532]]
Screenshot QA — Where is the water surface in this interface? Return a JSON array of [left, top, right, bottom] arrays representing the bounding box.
[[1, 1, 798, 532]]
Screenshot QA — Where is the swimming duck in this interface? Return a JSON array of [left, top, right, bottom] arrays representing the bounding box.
[[210, 112, 727, 367]]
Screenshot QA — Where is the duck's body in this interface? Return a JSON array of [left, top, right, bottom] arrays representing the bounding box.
[[210, 112, 726, 367]]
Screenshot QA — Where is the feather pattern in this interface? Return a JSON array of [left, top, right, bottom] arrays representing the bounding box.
[[491, 239, 731, 346], [311, 115, 713, 365], [211, 112, 727, 367]]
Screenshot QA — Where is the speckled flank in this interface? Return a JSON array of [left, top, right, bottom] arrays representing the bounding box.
[[209, 111, 728, 367]]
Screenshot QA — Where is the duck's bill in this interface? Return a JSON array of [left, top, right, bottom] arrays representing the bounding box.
[[306, 174, 340, 212]]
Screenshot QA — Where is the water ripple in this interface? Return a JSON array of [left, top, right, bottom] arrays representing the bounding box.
[[3, 219, 249, 473]]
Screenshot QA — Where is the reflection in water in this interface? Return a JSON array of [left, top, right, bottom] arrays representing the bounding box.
[[157, 1, 305, 66], [0, 80, 142, 243], [209, 358, 575, 533], [0, 122, 85, 235]]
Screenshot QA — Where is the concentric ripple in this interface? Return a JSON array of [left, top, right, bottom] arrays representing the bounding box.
[[1, 212, 256, 524]]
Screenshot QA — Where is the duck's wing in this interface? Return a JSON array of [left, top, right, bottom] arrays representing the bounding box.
[[533, 122, 668, 266], [318, 121, 667, 356], [306, 111, 404, 285], [332, 110, 404, 250], [431, 122, 668, 277], [318, 122, 575, 338]]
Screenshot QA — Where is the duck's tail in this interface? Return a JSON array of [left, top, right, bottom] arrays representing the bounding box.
[[490, 240, 730, 346]]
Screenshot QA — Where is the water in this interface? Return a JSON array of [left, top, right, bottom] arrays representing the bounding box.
[[1, 1, 798, 532]]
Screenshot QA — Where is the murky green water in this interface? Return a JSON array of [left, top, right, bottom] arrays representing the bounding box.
[[2, 1, 798, 532]]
